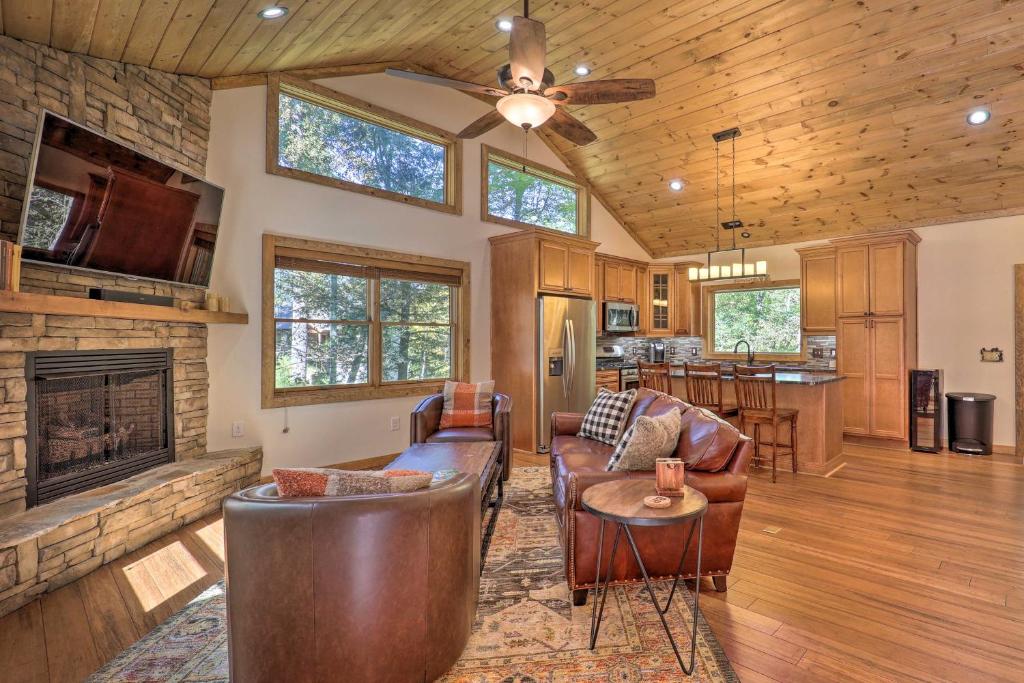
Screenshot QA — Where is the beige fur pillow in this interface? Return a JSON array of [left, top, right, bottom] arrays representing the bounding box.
[[606, 408, 682, 471]]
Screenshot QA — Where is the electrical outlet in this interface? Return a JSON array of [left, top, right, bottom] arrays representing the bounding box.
[[668, 346, 677, 354], [389, 416, 400, 431], [812, 347, 824, 359], [231, 421, 244, 438], [690, 347, 698, 357]]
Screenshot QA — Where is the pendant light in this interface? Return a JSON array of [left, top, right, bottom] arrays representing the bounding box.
[[688, 127, 768, 282]]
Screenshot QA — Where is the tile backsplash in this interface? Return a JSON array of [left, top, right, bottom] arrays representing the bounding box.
[[598, 334, 838, 369]]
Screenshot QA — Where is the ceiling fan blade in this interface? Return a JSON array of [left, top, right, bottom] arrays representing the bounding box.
[[384, 68, 507, 98], [546, 108, 597, 146], [546, 79, 656, 105], [509, 16, 546, 91], [457, 109, 507, 139]]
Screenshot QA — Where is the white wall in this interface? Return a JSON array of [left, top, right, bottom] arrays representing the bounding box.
[[203, 73, 649, 470], [662, 217, 1024, 447]]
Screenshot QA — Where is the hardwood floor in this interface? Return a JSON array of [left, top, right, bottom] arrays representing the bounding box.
[[2, 445, 1022, 682]]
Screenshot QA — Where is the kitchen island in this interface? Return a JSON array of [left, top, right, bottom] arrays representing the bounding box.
[[670, 368, 845, 475]]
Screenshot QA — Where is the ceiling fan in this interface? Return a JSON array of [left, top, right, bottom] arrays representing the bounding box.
[[384, 1, 656, 146]]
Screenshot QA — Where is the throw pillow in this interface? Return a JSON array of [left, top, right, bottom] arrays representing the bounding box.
[[439, 380, 495, 429], [606, 408, 682, 471], [578, 387, 637, 446], [273, 468, 433, 497]]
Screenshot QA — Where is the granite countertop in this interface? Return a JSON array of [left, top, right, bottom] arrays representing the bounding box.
[[669, 369, 845, 386]]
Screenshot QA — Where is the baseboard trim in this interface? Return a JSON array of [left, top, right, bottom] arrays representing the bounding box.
[[259, 452, 401, 484]]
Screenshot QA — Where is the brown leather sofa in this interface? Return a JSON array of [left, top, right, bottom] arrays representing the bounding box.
[[411, 392, 512, 481], [550, 388, 754, 605], [223, 474, 480, 683]]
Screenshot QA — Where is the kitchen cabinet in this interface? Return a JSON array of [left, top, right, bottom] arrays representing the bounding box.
[[636, 265, 649, 334], [596, 369, 620, 393], [832, 230, 919, 441], [647, 265, 674, 337], [538, 238, 594, 296], [672, 262, 701, 335], [597, 257, 639, 303], [798, 246, 836, 333]]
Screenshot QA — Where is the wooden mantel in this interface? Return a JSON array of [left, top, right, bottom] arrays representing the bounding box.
[[0, 290, 248, 324]]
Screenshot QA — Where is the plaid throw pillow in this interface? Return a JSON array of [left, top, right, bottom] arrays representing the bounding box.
[[578, 387, 637, 446], [439, 380, 494, 429]]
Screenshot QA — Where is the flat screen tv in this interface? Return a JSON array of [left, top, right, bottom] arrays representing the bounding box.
[[18, 112, 224, 287]]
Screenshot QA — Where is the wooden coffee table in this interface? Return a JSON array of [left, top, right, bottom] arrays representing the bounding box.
[[582, 479, 709, 676], [386, 441, 503, 564]]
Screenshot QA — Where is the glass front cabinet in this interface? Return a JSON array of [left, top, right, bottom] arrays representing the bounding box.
[[647, 266, 674, 337]]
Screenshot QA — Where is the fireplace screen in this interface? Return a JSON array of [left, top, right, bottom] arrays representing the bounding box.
[[27, 350, 175, 507]]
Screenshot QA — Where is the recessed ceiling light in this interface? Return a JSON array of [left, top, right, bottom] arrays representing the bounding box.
[[574, 64, 591, 77], [668, 179, 684, 191], [966, 109, 991, 126], [258, 5, 288, 19], [496, 18, 513, 32]]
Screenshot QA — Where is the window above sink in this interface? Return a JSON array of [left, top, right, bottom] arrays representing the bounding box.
[[703, 279, 803, 362]]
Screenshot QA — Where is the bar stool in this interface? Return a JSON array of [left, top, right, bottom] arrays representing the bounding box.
[[734, 365, 798, 483], [637, 360, 672, 393], [683, 361, 738, 420]]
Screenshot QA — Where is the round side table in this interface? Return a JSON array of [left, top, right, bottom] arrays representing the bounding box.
[[581, 479, 709, 676]]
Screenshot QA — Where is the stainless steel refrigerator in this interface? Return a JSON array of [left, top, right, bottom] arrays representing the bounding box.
[[536, 295, 596, 453]]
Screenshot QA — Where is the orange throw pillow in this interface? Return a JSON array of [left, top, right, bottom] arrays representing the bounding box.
[[438, 380, 494, 429]]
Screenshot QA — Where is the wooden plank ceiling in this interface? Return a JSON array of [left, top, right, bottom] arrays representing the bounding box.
[[2, 0, 1023, 256]]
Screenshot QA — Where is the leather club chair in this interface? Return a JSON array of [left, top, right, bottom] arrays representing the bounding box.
[[223, 474, 480, 683], [411, 392, 512, 481], [550, 388, 754, 605]]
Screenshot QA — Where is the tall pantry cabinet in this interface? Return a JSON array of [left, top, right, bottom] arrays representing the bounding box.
[[833, 231, 919, 441]]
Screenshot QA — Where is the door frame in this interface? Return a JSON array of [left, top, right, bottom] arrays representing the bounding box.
[[1015, 265, 1024, 461]]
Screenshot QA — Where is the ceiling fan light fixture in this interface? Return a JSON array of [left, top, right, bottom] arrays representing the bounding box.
[[496, 18, 514, 32], [257, 5, 288, 19], [574, 64, 591, 77], [496, 93, 556, 129]]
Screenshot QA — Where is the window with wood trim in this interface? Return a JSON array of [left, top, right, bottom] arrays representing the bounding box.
[[263, 235, 470, 407], [704, 280, 802, 359], [481, 145, 589, 236], [267, 74, 462, 214]]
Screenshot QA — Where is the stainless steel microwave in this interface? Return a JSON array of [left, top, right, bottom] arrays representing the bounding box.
[[604, 302, 639, 333]]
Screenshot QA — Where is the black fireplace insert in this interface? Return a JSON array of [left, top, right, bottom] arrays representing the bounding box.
[[26, 349, 175, 507]]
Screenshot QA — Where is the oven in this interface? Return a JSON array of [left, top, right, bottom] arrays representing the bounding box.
[[604, 302, 639, 333], [620, 365, 639, 391]]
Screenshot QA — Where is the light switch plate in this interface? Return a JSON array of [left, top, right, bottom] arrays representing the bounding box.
[[231, 421, 244, 438]]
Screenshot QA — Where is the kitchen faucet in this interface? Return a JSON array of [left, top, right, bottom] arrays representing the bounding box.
[[733, 340, 754, 365]]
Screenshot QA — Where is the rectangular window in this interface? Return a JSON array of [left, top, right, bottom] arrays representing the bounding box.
[[268, 74, 462, 214], [482, 144, 589, 236], [263, 235, 469, 407], [707, 282, 802, 357]]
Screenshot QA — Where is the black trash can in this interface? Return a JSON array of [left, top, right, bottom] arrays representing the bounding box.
[[945, 393, 996, 455]]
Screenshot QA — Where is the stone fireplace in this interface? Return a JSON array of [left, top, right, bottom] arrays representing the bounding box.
[[26, 349, 175, 507]]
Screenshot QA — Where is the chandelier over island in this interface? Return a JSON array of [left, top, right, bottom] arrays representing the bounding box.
[[687, 127, 769, 282]]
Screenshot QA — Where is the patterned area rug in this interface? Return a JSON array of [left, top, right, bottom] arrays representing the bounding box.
[[88, 467, 737, 682]]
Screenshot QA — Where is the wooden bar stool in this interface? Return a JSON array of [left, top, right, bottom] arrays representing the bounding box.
[[682, 361, 738, 420], [734, 365, 797, 483], [637, 360, 672, 394]]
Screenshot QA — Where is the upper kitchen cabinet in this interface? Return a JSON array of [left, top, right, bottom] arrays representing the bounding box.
[[537, 235, 596, 296], [835, 231, 919, 318], [797, 246, 837, 332], [647, 265, 674, 337], [598, 257, 639, 303], [673, 262, 702, 336]]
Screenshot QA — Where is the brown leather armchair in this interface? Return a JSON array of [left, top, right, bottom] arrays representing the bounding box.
[[411, 392, 512, 481], [549, 388, 754, 605], [223, 474, 480, 683]]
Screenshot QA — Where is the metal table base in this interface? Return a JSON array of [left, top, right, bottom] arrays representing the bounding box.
[[588, 516, 705, 675]]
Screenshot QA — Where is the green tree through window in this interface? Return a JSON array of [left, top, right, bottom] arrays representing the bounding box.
[[487, 160, 578, 234], [713, 286, 801, 354], [278, 93, 447, 204]]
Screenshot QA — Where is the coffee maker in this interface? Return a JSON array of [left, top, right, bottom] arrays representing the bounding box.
[[649, 341, 666, 363]]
